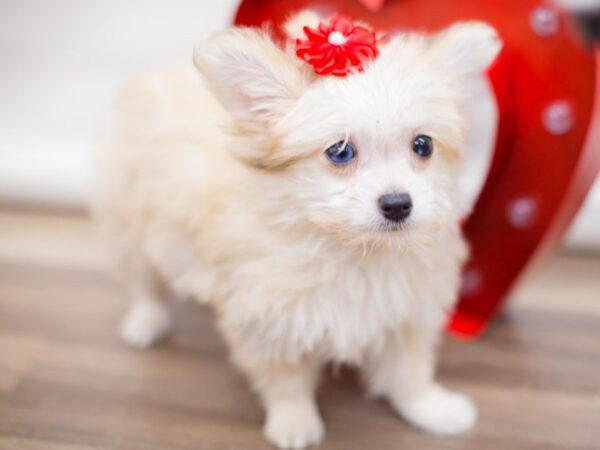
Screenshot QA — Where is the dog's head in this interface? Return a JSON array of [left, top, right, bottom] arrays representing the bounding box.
[[194, 13, 501, 248]]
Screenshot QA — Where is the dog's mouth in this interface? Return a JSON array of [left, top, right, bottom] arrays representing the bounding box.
[[378, 220, 409, 233]]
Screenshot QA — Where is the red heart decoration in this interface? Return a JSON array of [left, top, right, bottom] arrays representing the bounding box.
[[234, 0, 600, 337]]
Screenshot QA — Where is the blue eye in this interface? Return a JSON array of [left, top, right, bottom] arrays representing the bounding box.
[[325, 141, 356, 165], [413, 135, 434, 158]]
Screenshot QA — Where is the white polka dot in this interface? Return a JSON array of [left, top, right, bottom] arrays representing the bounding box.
[[530, 6, 560, 37], [460, 268, 483, 296], [543, 101, 574, 135], [507, 196, 538, 229]]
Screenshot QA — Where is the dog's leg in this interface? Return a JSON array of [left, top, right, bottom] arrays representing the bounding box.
[[261, 361, 324, 450], [234, 352, 324, 450], [120, 264, 173, 348], [364, 327, 476, 435]]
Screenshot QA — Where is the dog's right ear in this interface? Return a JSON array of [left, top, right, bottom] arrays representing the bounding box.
[[194, 27, 308, 130]]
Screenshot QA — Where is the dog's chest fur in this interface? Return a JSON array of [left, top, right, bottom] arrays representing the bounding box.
[[147, 222, 464, 365]]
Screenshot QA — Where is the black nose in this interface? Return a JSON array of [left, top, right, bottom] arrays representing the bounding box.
[[378, 193, 413, 223]]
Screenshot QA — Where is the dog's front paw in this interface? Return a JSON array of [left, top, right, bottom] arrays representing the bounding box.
[[264, 401, 325, 450], [120, 300, 172, 348], [398, 385, 477, 436]]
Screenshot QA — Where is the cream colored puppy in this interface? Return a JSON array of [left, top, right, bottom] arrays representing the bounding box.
[[93, 12, 501, 450]]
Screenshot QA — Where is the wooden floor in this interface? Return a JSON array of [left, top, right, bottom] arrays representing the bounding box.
[[0, 209, 599, 450]]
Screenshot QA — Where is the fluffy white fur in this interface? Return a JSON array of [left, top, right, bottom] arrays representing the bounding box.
[[93, 13, 501, 450]]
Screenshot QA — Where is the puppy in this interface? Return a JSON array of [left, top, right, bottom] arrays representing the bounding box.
[[93, 11, 501, 449]]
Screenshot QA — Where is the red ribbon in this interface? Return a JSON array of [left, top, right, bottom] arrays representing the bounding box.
[[296, 14, 379, 77]]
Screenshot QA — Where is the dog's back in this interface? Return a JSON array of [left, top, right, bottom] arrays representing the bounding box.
[[92, 65, 240, 273]]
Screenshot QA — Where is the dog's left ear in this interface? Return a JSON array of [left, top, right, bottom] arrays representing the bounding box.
[[430, 21, 502, 78], [194, 27, 308, 128]]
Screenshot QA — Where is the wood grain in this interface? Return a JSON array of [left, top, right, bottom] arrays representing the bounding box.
[[0, 209, 598, 450]]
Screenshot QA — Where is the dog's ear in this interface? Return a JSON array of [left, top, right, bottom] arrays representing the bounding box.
[[194, 27, 308, 128], [430, 21, 502, 78]]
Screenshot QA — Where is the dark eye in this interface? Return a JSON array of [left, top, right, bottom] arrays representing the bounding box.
[[325, 141, 356, 165], [412, 135, 434, 159]]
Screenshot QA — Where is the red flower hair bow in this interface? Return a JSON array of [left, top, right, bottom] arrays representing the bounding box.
[[295, 14, 379, 77]]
